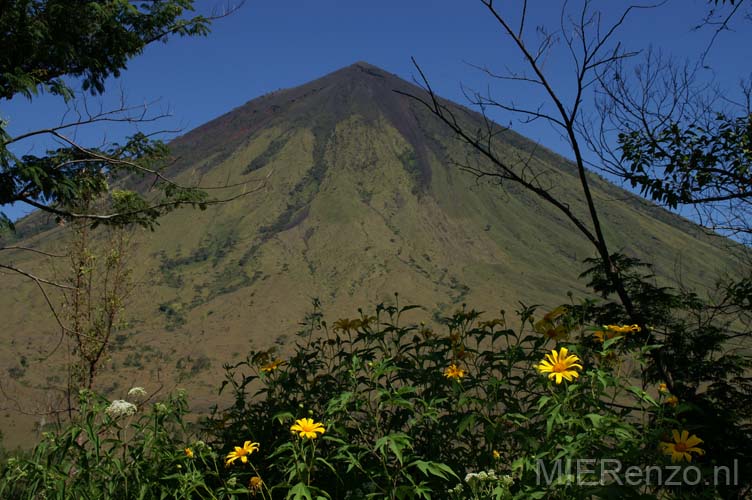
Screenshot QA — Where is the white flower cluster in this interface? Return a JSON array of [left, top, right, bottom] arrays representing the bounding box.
[[105, 399, 137, 418], [127, 387, 147, 397], [451, 470, 515, 498], [465, 470, 496, 483]]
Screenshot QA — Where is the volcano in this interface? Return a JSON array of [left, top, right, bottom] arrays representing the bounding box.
[[0, 62, 738, 448]]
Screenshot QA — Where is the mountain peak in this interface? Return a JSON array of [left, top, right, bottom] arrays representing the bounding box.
[[332, 61, 394, 80], [169, 60, 432, 179]]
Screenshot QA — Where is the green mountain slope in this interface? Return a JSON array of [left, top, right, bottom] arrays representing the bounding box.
[[0, 62, 738, 449]]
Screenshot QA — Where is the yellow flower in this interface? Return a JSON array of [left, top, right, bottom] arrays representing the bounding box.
[[478, 318, 504, 330], [333, 318, 361, 332], [534, 307, 570, 341], [249, 476, 263, 494], [658, 383, 668, 393], [660, 430, 705, 463], [537, 347, 583, 384], [543, 306, 567, 322], [665, 395, 679, 407], [493, 450, 501, 460], [290, 418, 326, 439], [594, 324, 640, 343], [225, 441, 260, 466], [260, 359, 285, 372], [604, 324, 641, 334], [184, 447, 194, 459], [593, 329, 618, 343], [443, 363, 466, 380]]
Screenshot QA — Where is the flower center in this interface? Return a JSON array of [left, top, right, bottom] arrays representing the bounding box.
[[674, 442, 687, 452], [552, 361, 567, 372]]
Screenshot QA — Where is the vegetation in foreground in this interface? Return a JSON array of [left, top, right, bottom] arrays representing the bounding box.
[[2, 256, 750, 499]]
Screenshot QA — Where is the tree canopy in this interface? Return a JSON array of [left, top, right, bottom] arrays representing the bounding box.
[[0, 0, 236, 234], [0, 0, 212, 100]]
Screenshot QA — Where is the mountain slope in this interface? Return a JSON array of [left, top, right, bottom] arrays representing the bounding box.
[[0, 62, 738, 448]]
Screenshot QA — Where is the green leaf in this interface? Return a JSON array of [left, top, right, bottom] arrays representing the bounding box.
[[602, 335, 623, 350], [584, 413, 603, 428], [273, 411, 295, 425], [410, 460, 458, 481], [375, 432, 412, 465], [288, 482, 313, 500], [537, 395, 551, 410], [458, 414, 476, 434], [627, 386, 658, 406]]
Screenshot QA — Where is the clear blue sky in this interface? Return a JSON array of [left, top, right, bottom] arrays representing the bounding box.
[[3, 0, 750, 221]]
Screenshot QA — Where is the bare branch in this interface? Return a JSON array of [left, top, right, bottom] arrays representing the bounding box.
[[0, 263, 75, 289], [0, 246, 68, 258], [697, 0, 748, 66]]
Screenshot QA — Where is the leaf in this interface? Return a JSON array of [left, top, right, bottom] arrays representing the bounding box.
[[458, 414, 476, 434], [627, 386, 658, 406], [602, 336, 623, 350], [374, 433, 412, 465], [288, 482, 313, 500], [584, 413, 603, 428], [537, 395, 551, 410], [546, 404, 562, 437], [410, 460, 458, 481], [273, 411, 295, 425]]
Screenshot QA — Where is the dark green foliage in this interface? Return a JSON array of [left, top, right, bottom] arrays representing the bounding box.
[[3, 279, 750, 498], [123, 352, 144, 369], [160, 228, 239, 271], [578, 254, 752, 496], [0, 1, 215, 233], [398, 149, 421, 188], [207, 295, 728, 498], [448, 276, 470, 304], [7, 366, 25, 380], [256, 127, 331, 238], [0, 0, 210, 100], [159, 301, 186, 330], [0, 391, 252, 499], [243, 132, 292, 174], [619, 114, 752, 210]]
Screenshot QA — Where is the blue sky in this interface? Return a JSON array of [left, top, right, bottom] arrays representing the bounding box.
[[3, 0, 750, 221]]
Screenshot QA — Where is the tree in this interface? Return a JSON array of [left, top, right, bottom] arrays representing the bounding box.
[[0, 0, 268, 420], [0, 0, 263, 298], [579, 0, 752, 245], [401, 1, 752, 495], [401, 0, 646, 329], [0, 0, 257, 231], [588, 48, 752, 245], [63, 179, 134, 392]]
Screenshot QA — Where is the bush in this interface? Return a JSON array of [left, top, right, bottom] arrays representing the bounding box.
[[0, 390, 246, 499]]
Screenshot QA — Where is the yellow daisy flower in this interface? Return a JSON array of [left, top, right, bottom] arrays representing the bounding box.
[[658, 382, 668, 393], [593, 329, 619, 343], [534, 306, 570, 341], [443, 363, 466, 380], [225, 441, 260, 466], [660, 430, 705, 463], [290, 418, 326, 439], [260, 358, 285, 372], [594, 324, 640, 343], [333, 318, 362, 332], [665, 395, 679, 407], [537, 347, 583, 384], [184, 447, 194, 459], [604, 324, 641, 334], [493, 450, 501, 460], [249, 476, 263, 494]]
